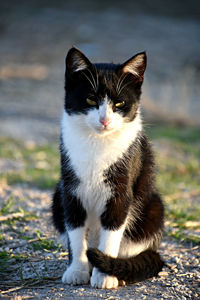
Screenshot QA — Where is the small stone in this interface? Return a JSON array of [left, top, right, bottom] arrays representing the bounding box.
[[174, 268, 178, 273], [159, 271, 168, 277]]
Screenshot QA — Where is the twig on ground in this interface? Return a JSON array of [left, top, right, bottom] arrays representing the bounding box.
[[0, 212, 25, 222], [0, 277, 61, 294]]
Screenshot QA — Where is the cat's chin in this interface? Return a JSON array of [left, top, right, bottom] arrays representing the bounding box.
[[92, 126, 119, 136]]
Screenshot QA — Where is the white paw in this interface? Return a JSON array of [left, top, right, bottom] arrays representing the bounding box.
[[62, 266, 90, 285], [90, 267, 119, 289]]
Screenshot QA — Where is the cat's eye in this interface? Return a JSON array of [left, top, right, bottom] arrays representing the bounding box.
[[115, 101, 125, 108], [86, 99, 97, 106]]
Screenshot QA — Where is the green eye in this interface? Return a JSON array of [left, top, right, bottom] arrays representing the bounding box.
[[115, 101, 125, 108], [86, 99, 97, 106]]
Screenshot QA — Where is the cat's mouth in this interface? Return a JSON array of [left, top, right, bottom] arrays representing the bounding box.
[[94, 124, 118, 135]]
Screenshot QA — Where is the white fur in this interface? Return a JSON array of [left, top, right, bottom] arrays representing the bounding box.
[[119, 238, 152, 258], [86, 212, 101, 248], [99, 225, 126, 257], [123, 54, 145, 77], [61, 109, 142, 215], [72, 56, 88, 72], [62, 227, 90, 285], [98, 96, 113, 123], [91, 268, 119, 289]]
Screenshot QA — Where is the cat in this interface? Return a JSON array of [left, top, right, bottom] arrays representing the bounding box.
[[52, 47, 164, 289]]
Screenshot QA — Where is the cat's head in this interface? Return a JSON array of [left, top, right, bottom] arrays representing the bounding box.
[[64, 47, 146, 136]]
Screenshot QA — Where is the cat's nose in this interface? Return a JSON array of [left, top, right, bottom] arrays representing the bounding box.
[[99, 118, 111, 127]]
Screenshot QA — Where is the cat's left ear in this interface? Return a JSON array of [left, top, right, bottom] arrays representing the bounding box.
[[65, 47, 92, 76], [122, 52, 147, 81]]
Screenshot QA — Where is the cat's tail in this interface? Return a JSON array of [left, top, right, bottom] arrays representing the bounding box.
[[87, 248, 164, 283]]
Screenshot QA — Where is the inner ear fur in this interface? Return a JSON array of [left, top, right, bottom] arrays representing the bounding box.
[[122, 52, 147, 80]]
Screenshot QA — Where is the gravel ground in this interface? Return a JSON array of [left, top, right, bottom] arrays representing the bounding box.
[[0, 184, 199, 299]]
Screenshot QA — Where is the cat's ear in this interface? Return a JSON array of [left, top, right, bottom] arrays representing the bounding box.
[[122, 52, 147, 80], [65, 47, 92, 76]]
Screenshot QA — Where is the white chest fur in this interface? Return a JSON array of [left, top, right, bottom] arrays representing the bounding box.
[[61, 111, 142, 215]]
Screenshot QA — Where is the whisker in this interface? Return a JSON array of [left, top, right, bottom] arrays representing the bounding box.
[[117, 73, 129, 95], [104, 74, 109, 88], [116, 73, 124, 94], [88, 69, 97, 91], [118, 80, 133, 95], [82, 71, 96, 91], [94, 65, 99, 92]]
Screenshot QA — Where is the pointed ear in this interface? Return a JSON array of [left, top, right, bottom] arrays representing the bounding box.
[[65, 47, 92, 75], [122, 52, 147, 80]]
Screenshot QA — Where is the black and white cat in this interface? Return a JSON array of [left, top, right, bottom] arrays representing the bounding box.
[[52, 47, 164, 289]]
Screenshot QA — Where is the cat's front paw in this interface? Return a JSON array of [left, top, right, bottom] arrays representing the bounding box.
[[62, 266, 90, 285], [90, 267, 119, 289]]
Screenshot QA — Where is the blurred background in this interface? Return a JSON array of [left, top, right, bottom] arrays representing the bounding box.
[[0, 1, 200, 291], [0, 0, 200, 143]]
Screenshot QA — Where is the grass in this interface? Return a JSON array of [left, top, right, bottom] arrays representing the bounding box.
[[0, 197, 15, 215], [166, 229, 200, 244], [0, 249, 55, 282], [0, 137, 59, 189], [0, 124, 200, 244], [0, 234, 59, 281], [146, 124, 200, 239], [0, 251, 29, 280], [0, 251, 12, 273], [31, 231, 59, 251], [0, 198, 39, 249], [31, 239, 58, 251], [146, 124, 200, 143], [0, 197, 38, 223]]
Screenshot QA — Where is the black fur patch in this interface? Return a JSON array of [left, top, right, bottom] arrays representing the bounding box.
[[52, 139, 87, 230], [52, 183, 65, 233], [124, 135, 164, 241], [52, 180, 87, 231]]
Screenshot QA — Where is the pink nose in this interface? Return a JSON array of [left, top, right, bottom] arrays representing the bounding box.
[[100, 118, 111, 127]]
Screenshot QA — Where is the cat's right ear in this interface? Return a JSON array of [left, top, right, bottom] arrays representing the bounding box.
[[65, 47, 92, 77], [122, 52, 147, 81]]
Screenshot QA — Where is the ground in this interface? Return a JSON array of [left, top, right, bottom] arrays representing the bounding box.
[[0, 186, 199, 299]]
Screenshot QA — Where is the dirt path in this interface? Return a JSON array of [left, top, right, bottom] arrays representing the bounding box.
[[0, 184, 199, 299]]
